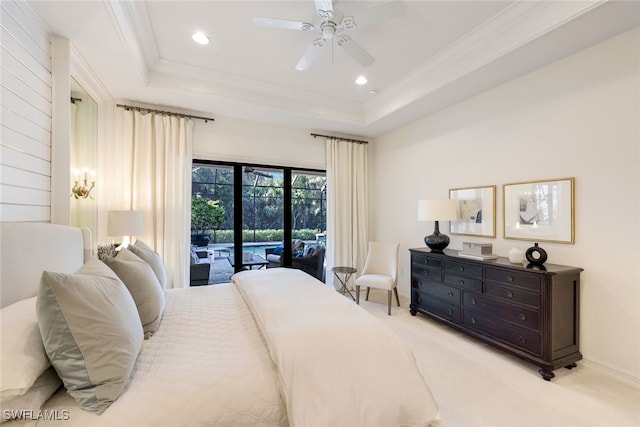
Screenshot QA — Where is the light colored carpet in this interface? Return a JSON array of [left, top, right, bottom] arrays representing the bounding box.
[[356, 289, 640, 427]]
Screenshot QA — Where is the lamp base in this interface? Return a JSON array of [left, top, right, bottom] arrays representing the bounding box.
[[424, 220, 450, 253]]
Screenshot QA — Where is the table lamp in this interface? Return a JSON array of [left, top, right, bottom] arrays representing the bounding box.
[[107, 210, 144, 249], [418, 199, 458, 253]]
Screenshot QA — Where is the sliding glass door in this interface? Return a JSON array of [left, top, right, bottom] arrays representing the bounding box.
[[192, 161, 326, 284]]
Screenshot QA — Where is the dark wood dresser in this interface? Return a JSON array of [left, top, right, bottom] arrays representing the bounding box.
[[409, 248, 583, 380]]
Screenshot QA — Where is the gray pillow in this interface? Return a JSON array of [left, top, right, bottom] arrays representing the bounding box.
[[37, 258, 143, 415], [103, 249, 165, 338], [129, 240, 168, 289]]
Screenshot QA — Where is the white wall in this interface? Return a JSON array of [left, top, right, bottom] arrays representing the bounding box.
[[0, 0, 52, 222], [192, 115, 325, 170], [371, 28, 640, 385]]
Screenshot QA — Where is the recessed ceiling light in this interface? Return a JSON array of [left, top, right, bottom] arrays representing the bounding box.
[[355, 75, 368, 85], [192, 32, 210, 45]]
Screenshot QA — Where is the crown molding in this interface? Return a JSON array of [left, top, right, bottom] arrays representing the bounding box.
[[149, 59, 364, 125], [364, 0, 606, 125], [70, 45, 112, 104], [105, 0, 159, 85]]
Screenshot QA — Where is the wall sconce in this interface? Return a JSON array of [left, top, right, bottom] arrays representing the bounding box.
[[71, 168, 96, 199]]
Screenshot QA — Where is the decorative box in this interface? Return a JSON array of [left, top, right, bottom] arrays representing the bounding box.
[[461, 242, 493, 256]]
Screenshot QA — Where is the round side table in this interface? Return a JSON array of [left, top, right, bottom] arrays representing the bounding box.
[[331, 266, 357, 301]]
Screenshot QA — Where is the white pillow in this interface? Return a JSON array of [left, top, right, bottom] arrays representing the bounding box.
[[0, 297, 50, 401], [37, 258, 144, 414], [0, 367, 62, 424], [130, 240, 168, 289], [103, 248, 165, 338]]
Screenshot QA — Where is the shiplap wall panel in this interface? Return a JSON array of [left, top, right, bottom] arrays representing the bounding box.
[[0, 205, 50, 222], [1, 44, 50, 99], [0, 145, 50, 176], [1, 2, 49, 63], [1, 122, 50, 161], [0, 164, 50, 191], [0, 184, 50, 206], [1, 86, 51, 128], [1, 27, 50, 85], [1, 0, 52, 222], [1, 105, 50, 144]]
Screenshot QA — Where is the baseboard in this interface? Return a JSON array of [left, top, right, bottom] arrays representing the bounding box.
[[581, 356, 640, 391]]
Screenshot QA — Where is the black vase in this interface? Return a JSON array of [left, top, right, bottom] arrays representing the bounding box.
[[525, 243, 547, 265]]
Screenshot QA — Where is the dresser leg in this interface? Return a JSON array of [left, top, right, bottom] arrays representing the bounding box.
[[409, 307, 417, 316], [565, 363, 577, 370], [539, 368, 555, 381]]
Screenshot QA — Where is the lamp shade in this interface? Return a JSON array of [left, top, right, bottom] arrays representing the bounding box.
[[107, 210, 144, 237], [418, 199, 458, 221]]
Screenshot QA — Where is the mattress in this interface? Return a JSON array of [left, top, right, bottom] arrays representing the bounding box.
[[20, 284, 287, 427]]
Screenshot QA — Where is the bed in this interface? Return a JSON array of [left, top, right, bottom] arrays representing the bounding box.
[[0, 222, 441, 426]]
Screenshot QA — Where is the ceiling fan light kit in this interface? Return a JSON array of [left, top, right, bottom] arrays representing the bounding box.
[[253, 0, 406, 71]]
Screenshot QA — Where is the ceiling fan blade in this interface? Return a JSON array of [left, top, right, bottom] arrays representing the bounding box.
[[337, 35, 374, 67], [252, 16, 314, 31], [295, 38, 326, 71], [314, 0, 334, 20], [348, 0, 406, 29]]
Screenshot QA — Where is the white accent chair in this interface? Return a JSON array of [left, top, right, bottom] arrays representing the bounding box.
[[355, 242, 400, 315]]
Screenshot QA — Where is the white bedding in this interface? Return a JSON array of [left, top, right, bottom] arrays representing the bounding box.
[[233, 268, 442, 427], [22, 284, 287, 427]]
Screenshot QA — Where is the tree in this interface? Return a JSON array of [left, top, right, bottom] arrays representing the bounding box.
[[191, 196, 225, 235]]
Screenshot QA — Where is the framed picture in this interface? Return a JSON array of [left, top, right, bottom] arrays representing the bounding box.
[[503, 177, 574, 243], [449, 185, 496, 238]]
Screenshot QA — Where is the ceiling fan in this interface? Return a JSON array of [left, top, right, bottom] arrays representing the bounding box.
[[252, 0, 406, 71]]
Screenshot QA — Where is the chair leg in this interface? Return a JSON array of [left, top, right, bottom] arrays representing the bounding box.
[[365, 287, 370, 301], [355, 285, 360, 305], [387, 290, 392, 315], [394, 287, 400, 307]]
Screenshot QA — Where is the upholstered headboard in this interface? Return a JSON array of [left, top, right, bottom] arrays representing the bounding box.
[[0, 222, 92, 308]]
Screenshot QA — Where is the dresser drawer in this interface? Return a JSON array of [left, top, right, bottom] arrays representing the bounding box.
[[444, 273, 482, 292], [412, 253, 442, 270], [485, 267, 541, 293], [414, 281, 460, 305], [412, 265, 442, 282], [413, 291, 461, 324], [485, 282, 540, 308], [463, 293, 540, 331], [445, 260, 482, 279], [463, 311, 540, 356]]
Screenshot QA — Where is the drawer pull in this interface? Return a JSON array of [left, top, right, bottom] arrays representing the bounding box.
[[471, 318, 476, 324], [447, 309, 453, 316], [471, 298, 476, 305], [459, 266, 465, 272], [507, 275, 514, 282], [458, 279, 465, 285], [507, 291, 514, 298], [447, 291, 454, 297], [519, 336, 527, 344], [424, 259, 429, 265], [519, 313, 527, 321]]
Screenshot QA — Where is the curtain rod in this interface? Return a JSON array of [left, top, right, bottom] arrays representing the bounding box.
[[311, 133, 368, 144], [116, 104, 214, 122]]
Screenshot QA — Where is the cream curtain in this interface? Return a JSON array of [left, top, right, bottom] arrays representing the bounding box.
[[325, 138, 369, 289], [121, 110, 193, 288]]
